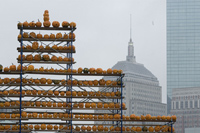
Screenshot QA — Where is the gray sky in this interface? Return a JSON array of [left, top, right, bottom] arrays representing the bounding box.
[[0, 0, 166, 102]]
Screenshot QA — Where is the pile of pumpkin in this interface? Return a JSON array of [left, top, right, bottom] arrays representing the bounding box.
[[0, 124, 73, 131], [17, 10, 76, 28], [18, 54, 74, 62], [0, 90, 121, 97], [0, 77, 119, 87], [0, 101, 126, 109], [1, 64, 123, 75], [18, 32, 75, 39], [0, 124, 175, 132], [19, 42, 75, 51], [129, 114, 176, 121]]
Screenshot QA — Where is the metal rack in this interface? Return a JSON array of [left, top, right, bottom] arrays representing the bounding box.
[[0, 22, 175, 133]]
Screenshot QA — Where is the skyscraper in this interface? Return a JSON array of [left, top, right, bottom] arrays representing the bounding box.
[[95, 25, 167, 124], [167, 0, 200, 113]]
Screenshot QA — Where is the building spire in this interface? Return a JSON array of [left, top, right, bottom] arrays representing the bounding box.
[[126, 14, 136, 63], [130, 14, 132, 43]]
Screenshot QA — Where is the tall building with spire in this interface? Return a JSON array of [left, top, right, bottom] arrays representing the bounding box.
[[95, 21, 167, 122]]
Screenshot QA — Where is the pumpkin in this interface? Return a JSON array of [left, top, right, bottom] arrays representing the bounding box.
[[85, 103, 90, 108], [113, 69, 118, 74], [152, 116, 156, 120], [141, 115, 145, 120], [45, 101, 51, 107], [42, 54, 50, 61], [35, 19, 42, 27], [91, 102, 96, 108], [171, 115, 176, 121], [161, 115, 166, 120], [70, 22, 76, 28], [83, 81, 88, 86], [45, 45, 50, 50], [26, 45, 32, 50], [51, 55, 57, 61], [4, 78, 10, 84], [136, 127, 142, 132], [142, 126, 148, 132], [97, 125, 104, 131], [9, 64, 16, 71], [107, 68, 112, 74], [97, 102, 103, 108], [62, 21, 69, 27], [155, 126, 161, 132], [78, 103, 84, 108], [40, 78, 46, 84], [68, 45, 75, 51], [41, 124, 46, 130], [157, 115, 161, 120], [52, 45, 57, 50], [98, 79, 105, 86], [34, 54, 41, 61], [29, 32, 36, 38], [32, 42, 39, 49], [44, 34, 49, 39], [29, 21, 35, 27], [63, 33, 68, 39], [26, 54, 33, 61], [110, 126, 115, 131], [63, 57, 69, 62], [130, 114, 136, 120], [21, 112, 27, 118], [27, 65, 34, 71], [43, 15, 49, 21], [166, 116, 171, 121], [115, 90, 121, 96], [23, 21, 29, 27], [56, 33, 62, 39], [104, 114, 109, 119], [69, 32, 75, 39], [49, 33, 55, 39], [58, 46, 63, 50], [0, 64, 3, 72], [23, 32, 29, 38], [106, 80, 112, 86], [149, 126, 154, 132], [43, 21, 51, 27], [52, 21, 60, 28], [168, 127, 175, 132], [115, 103, 120, 108]]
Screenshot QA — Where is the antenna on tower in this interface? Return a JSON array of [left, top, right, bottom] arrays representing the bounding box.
[[130, 14, 132, 42]]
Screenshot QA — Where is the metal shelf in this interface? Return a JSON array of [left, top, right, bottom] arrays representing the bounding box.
[[0, 71, 123, 76], [17, 60, 76, 64], [18, 26, 76, 31], [0, 83, 122, 87], [0, 94, 123, 99], [18, 38, 75, 42], [0, 106, 127, 110], [17, 48, 76, 53]]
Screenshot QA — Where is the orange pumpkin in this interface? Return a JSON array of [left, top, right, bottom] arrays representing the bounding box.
[[62, 21, 69, 27], [43, 21, 51, 27], [52, 21, 60, 28]]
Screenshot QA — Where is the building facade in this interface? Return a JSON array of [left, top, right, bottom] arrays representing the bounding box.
[[167, 0, 200, 113], [170, 87, 200, 133], [95, 36, 167, 124]]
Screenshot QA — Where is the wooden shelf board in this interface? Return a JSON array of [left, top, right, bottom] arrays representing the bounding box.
[[17, 60, 76, 64], [18, 38, 75, 42], [17, 48, 76, 53], [18, 26, 76, 31]]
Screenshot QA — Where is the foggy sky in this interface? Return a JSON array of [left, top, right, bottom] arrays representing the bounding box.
[[0, 0, 166, 102]]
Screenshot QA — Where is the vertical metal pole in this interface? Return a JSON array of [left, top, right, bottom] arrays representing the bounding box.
[[70, 28, 74, 133], [120, 75, 123, 133], [19, 26, 23, 133], [171, 121, 173, 133]]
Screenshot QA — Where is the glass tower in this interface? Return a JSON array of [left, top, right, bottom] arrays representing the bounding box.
[[167, 0, 200, 113]]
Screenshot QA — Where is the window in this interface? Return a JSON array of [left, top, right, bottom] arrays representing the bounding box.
[[195, 101, 198, 108], [185, 101, 188, 108], [190, 101, 193, 108], [180, 101, 183, 109]]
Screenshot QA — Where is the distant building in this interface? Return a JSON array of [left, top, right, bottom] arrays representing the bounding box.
[[167, 0, 200, 114], [170, 87, 200, 133], [95, 33, 166, 124]]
